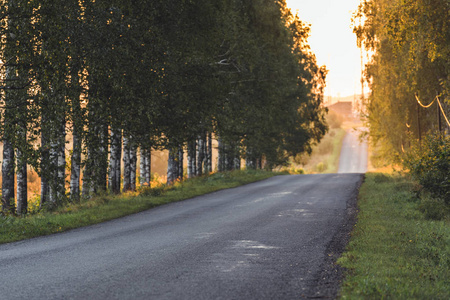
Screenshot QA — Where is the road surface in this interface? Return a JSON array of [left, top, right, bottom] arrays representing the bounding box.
[[338, 128, 368, 173], [0, 134, 366, 299]]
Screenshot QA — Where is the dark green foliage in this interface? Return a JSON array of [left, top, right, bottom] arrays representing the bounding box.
[[404, 135, 450, 205], [1, 0, 328, 212]]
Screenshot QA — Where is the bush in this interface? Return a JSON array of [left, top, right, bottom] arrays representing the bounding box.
[[404, 134, 450, 204]]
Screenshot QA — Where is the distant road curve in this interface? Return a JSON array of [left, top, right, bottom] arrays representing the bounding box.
[[338, 128, 368, 173]]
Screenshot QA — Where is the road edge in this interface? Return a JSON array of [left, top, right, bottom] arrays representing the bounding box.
[[306, 173, 364, 299]]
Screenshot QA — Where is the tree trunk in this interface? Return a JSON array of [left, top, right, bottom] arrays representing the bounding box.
[[96, 124, 108, 192], [2, 139, 15, 213], [207, 132, 212, 173], [70, 125, 81, 201], [130, 141, 137, 191], [139, 147, 146, 186], [217, 137, 224, 172], [167, 148, 176, 185], [2, 14, 16, 213], [145, 148, 151, 184], [123, 135, 131, 192], [40, 127, 49, 208], [178, 146, 184, 180], [69, 54, 82, 202], [246, 147, 256, 170], [139, 146, 151, 186], [57, 120, 66, 197], [82, 146, 94, 198], [196, 135, 204, 176], [234, 155, 241, 171], [49, 119, 66, 206], [16, 131, 27, 215], [109, 127, 122, 194], [187, 140, 196, 178]]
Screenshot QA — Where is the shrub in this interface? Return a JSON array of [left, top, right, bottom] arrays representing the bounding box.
[[404, 134, 450, 204]]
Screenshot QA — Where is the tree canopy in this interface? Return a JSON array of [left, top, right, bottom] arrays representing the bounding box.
[[354, 0, 449, 160], [0, 0, 328, 213]]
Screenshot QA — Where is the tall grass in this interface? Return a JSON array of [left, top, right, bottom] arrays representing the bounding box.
[[338, 172, 450, 299]]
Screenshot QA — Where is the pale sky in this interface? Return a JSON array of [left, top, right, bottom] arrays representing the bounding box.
[[286, 0, 363, 98]]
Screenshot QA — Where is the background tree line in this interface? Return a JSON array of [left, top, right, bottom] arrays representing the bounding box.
[[0, 0, 328, 215]]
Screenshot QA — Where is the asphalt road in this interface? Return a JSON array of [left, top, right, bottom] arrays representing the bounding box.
[[0, 133, 367, 299], [338, 128, 368, 174], [0, 173, 362, 300]]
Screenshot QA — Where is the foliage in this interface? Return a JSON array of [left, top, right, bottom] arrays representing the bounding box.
[[354, 0, 449, 161], [404, 134, 450, 205], [0, 0, 328, 213], [339, 172, 450, 299]]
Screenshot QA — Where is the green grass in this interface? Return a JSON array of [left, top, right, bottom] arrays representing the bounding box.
[[0, 170, 281, 245], [338, 172, 450, 299]]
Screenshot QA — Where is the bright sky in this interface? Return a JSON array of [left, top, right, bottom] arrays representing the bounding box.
[[286, 0, 363, 98]]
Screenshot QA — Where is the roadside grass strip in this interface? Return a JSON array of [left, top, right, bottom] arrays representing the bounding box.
[[0, 170, 281, 245], [338, 172, 450, 299]]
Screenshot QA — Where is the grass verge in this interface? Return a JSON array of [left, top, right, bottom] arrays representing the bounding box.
[[323, 127, 346, 173], [0, 170, 281, 245], [338, 172, 450, 299]]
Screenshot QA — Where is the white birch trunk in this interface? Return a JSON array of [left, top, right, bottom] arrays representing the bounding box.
[[97, 125, 108, 191], [130, 141, 137, 191], [196, 136, 204, 176], [217, 138, 224, 172], [70, 126, 81, 201], [178, 147, 184, 180], [246, 147, 256, 170], [16, 136, 27, 214], [2, 140, 15, 213], [207, 132, 212, 173], [167, 148, 176, 185], [187, 140, 196, 178], [57, 120, 66, 199], [123, 135, 131, 191], [81, 147, 92, 198], [109, 128, 122, 194], [145, 148, 151, 184], [40, 128, 49, 208], [139, 147, 145, 185]]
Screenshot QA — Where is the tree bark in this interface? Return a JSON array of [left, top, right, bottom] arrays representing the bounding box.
[[246, 147, 257, 170], [40, 127, 49, 208], [207, 132, 212, 173], [109, 127, 122, 194], [196, 135, 205, 176], [2, 139, 15, 213], [217, 137, 224, 172], [139, 147, 146, 185], [187, 140, 196, 178], [130, 141, 137, 191], [178, 146, 184, 180], [16, 129, 27, 215], [123, 135, 131, 192], [145, 148, 151, 184], [70, 124, 81, 201], [167, 148, 176, 185]]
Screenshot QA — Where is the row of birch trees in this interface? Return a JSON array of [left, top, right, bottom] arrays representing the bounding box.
[[0, 0, 328, 214]]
